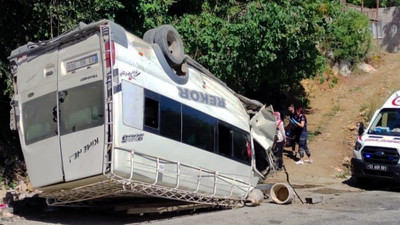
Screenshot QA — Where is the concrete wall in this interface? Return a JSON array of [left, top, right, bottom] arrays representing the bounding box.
[[379, 7, 400, 52]]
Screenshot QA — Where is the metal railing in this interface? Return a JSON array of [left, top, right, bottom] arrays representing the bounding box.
[[41, 146, 254, 207]]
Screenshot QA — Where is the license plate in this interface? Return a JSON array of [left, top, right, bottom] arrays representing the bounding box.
[[366, 164, 388, 171], [66, 54, 98, 72]]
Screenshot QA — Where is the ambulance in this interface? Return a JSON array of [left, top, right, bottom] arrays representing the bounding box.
[[352, 91, 400, 184]]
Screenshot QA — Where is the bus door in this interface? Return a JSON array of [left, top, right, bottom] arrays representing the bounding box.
[[19, 49, 64, 187], [250, 105, 277, 173], [57, 32, 106, 181]]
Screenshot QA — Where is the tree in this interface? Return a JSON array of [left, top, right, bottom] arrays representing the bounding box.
[[325, 10, 372, 63], [346, 0, 400, 7], [173, 0, 329, 104]]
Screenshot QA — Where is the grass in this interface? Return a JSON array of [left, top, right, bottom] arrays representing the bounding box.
[[310, 102, 342, 142], [326, 105, 341, 117], [318, 75, 325, 84], [308, 127, 323, 142], [336, 165, 351, 179], [359, 103, 368, 113], [360, 100, 379, 121], [329, 77, 339, 89], [348, 86, 361, 93]]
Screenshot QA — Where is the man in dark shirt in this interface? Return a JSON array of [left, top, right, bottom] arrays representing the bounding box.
[[290, 107, 312, 165], [287, 104, 297, 156]]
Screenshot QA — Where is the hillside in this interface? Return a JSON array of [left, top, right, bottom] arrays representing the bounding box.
[[278, 52, 400, 186]]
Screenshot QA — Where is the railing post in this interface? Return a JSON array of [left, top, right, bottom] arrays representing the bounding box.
[[153, 158, 160, 185], [128, 150, 135, 180], [194, 168, 202, 193], [175, 162, 181, 189], [212, 171, 219, 196]]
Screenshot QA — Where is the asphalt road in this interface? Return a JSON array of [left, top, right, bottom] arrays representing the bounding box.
[[3, 182, 400, 225]]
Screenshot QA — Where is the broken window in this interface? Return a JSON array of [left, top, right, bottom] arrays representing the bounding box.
[[23, 92, 58, 145]]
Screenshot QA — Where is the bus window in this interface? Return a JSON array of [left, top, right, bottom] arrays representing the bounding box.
[[160, 96, 181, 141], [23, 92, 57, 145], [182, 105, 216, 152], [59, 81, 104, 135], [218, 123, 232, 156], [122, 81, 144, 129], [233, 131, 249, 163], [144, 97, 159, 129]]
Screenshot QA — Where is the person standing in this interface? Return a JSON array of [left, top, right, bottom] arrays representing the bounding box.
[[290, 107, 312, 165], [287, 104, 297, 156], [274, 111, 286, 170]]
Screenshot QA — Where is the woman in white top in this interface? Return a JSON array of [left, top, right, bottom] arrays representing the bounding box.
[[274, 111, 286, 170]]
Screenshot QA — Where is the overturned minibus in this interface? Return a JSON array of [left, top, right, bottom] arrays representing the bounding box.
[[8, 20, 277, 207]]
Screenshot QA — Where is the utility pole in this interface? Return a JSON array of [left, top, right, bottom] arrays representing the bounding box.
[[376, 0, 379, 44], [361, 0, 364, 12]]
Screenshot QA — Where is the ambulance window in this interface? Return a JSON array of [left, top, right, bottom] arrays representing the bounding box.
[[59, 81, 104, 135], [182, 105, 216, 152], [23, 92, 57, 145], [369, 108, 400, 136]]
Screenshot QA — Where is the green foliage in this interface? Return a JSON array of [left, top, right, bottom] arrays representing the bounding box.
[[32, 0, 124, 39], [173, 0, 329, 102], [0, 61, 12, 96], [347, 0, 400, 7], [325, 9, 372, 63], [138, 0, 174, 29]]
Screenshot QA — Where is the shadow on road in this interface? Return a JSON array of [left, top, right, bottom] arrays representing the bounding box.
[[8, 196, 224, 225], [283, 149, 300, 162], [343, 177, 400, 192]]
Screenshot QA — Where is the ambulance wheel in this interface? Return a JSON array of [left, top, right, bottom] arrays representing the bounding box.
[[143, 29, 156, 43], [154, 25, 184, 67]]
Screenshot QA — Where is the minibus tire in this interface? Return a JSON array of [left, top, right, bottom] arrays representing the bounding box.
[[154, 25, 184, 67], [143, 29, 156, 43]]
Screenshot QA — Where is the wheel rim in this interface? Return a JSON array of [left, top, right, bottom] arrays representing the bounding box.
[[166, 32, 182, 59]]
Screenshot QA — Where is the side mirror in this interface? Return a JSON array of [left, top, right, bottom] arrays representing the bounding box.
[[357, 122, 365, 136]]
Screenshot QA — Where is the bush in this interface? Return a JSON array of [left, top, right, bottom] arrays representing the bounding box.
[[325, 10, 372, 63], [173, 1, 327, 103]]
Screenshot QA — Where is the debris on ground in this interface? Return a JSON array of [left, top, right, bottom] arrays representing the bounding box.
[[305, 196, 323, 204], [0, 202, 15, 223], [357, 63, 377, 73]]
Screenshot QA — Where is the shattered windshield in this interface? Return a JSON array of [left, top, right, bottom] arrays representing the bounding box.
[[368, 108, 400, 136]]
